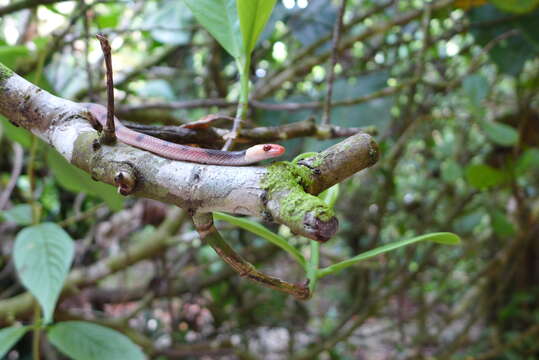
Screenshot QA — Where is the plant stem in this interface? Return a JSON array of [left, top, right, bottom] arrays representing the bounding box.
[[32, 302, 41, 360], [307, 241, 320, 294], [223, 57, 251, 150]]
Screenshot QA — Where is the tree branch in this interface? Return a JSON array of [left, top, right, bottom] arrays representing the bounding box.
[[0, 63, 378, 241]]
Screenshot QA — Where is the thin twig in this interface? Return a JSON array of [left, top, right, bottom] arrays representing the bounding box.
[[121, 117, 375, 148], [192, 213, 310, 300], [118, 78, 412, 114], [96, 33, 116, 144], [322, 0, 348, 126]]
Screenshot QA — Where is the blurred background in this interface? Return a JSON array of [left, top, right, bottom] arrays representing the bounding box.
[[0, 0, 538, 358]]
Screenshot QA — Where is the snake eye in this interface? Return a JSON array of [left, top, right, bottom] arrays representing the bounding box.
[[263, 145, 272, 152]]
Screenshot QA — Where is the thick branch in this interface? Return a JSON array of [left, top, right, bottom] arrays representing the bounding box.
[[298, 133, 380, 195], [0, 64, 378, 241]]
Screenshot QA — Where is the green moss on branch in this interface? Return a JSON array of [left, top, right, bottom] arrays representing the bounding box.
[[261, 161, 335, 227]]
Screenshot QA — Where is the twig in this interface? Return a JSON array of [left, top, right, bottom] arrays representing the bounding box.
[[118, 78, 413, 114], [57, 203, 107, 228], [321, 0, 347, 126], [74, 44, 182, 100], [121, 117, 376, 148], [96, 33, 116, 144], [253, 0, 453, 99], [192, 213, 310, 300], [475, 324, 539, 360]]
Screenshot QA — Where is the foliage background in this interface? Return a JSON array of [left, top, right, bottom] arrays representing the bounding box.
[[0, 0, 538, 358]]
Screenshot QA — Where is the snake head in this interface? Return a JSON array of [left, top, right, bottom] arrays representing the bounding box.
[[245, 144, 286, 163]]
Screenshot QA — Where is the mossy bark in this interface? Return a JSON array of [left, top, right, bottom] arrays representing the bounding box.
[[261, 161, 337, 242]]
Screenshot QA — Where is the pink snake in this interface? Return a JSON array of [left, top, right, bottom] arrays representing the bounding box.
[[84, 103, 285, 166]]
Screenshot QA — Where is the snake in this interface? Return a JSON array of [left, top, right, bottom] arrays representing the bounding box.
[[84, 103, 285, 166]]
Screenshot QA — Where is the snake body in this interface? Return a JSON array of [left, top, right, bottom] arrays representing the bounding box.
[[84, 103, 285, 166]]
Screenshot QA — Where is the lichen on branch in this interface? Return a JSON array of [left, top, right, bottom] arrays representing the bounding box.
[[261, 161, 337, 242]]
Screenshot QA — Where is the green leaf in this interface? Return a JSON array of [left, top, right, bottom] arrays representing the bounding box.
[[462, 74, 489, 108], [465, 163, 508, 189], [145, 1, 191, 45], [0, 46, 32, 70], [517, 9, 539, 50], [489, 0, 539, 14], [454, 210, 485, 234], [317, 233, 460, 278], [480, 121, 519, 146], [516, 148, 539, 175], [469, 6, 539, 75], [183, 0, 242, 58], [95, 4, 122, 28], [491, 211, 516, 237], [14, 223, 75, 324], [214, 212, 306, 268], [47, 148, 124, 211], [237, 0, 277, 56], [0, 326, 29, 359], [0, 115, 32, 148], [48, 321, 145, 360], [1, 204, 33, 225], [441, 159, 463, 183], [135, 80, 175, 100]]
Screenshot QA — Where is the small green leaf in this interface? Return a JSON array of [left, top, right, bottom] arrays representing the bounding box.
[[48, 321, 145, 360], [480, 121, 519, 146], [214, 212, 305, 268], [441, 159, 463, 183], [454, 211, 485, 234], [95, 4, 122, 28], [0, 326, 29, 359], [465, 163, 508, 189], [144, 1, 191, 45], [1, 204, 33, 225], [47, 148, 124, 211], [14, 223, 74, 324], [317, 232, 460, 278], [491, 211, 516, 237], [516, 148, 539, 175], [237, 0, 277, 56], [0, 45, 32, 70], [183, 0, 242, 58], [427, 233, 461, 245], [462, 74, 489, 108], [135, 80, 175, 100], [0, 115, 32, 148], [489, 0, 539, 14]]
